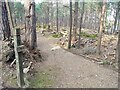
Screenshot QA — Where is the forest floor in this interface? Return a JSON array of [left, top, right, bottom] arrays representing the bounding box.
[[40, 27, 118, 71], [30, 31, 118, 88], [0, 62, 2, 89], [0, 41, 3, 89], [1, 28, 118, 88]]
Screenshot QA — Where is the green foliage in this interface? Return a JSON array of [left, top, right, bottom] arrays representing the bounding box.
[[52, 33, 63, 38], [36, 24, 42, 28], [36, 3, 43, 13], [100, 60, 110, 65], [14, 2, 24, 19], [81, 32, 97, 39], [43, 25, 47, 29]]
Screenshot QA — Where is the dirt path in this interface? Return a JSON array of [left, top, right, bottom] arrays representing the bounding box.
[[0, 62, 2, 89], [36, 33, 118, 88], [0, 41, 3, 89]]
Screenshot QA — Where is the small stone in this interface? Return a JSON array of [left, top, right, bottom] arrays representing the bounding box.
[[42, 73, 46, 75], [97, 61, 103, 64]]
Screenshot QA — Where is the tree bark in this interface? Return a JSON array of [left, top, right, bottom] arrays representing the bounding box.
[[1, 1, 11, 41], [50, 2, 54, 30], [113, 2, 120, 33], [47, 4, 50, 30], [78, 0, 84, 48], [5, 0, 14, 35], [97, 0, 106, 55], [24, 0, 31, 46], [72, 1, 78, 42], [118, 22, 120, 77], [30, 0, 37, 50], [68, 0, 72, 49], [56, 1, 59, 32]]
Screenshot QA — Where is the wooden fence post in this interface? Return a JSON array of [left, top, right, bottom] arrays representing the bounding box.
[[14, 28, 24, 87]]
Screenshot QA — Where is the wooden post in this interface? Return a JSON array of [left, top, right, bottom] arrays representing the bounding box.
[[14, 28, 24, 87]]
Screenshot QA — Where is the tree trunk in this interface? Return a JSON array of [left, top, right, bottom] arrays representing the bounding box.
[[5, 0, 14, 30], [13, 3, 17, 26], [78, 0, 84, 48], [97, 0, 106, 55], [24, 0, 31, 46], [72, 1, 78, 42], [68, 0, 72, 49], [118, 20, 120, 75], [84, 11, 88, 29], [47, 4, 50, 30], [113, 2, 120, 33], [50, 2, 54, 30], [1, 1, 11, 41], [30, 0, 37, 50], [56, 1, 59, 32]]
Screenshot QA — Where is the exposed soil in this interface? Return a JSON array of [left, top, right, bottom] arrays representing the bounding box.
[[0, 40, 3, 89], [0, 30, 118, 88], [34, 32, 118, 88]]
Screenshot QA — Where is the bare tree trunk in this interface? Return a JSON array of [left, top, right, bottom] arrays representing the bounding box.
[[118, 13, 120, 77], [42, 16, 44, 28], [47, 4, 50, 30], [56, 1, 59, 32], [84, 11, 88, 29], [72, 1, 78, 42], [30, 0, 37, 50], [116, 2, 120, 63], [13, 3, 17, 26], [68, 0, 72, 49], [98, 12, 101, 33], [1, 1, 11, 41], [118, 26, 120, 80], [97, 0, 106, 55], [78, 0, 84, 48], [94, 11, 97, 30], [87, 13, 90, 29], [24, 0, 31, 46], [50, 2, 54, 30], [113, 2, 120, 33], [5, 0, 14, 29]]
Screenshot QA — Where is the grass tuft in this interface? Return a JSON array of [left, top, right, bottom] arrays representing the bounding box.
[[30, 71, 54, 88], [43, 25, 47, 29], [52, 33, 63, 38], [80, 32, 97, 39]]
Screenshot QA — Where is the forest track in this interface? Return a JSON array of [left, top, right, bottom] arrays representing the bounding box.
[[37, 32, 118, 88], [0, 41, 3, 89], [0, 62, 3, 89]]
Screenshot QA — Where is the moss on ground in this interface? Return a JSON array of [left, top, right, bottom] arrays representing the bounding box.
[[52, 33, 63, 38], [9, 77, 17, 86], [30, 72, 53, 88], [80, 32, 97, 39], [30, 67, 59, 88], [43, 25, 47, 29]]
